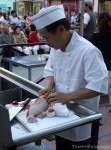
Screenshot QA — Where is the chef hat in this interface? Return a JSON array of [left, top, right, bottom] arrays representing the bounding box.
[[31, 5, 66, 30]]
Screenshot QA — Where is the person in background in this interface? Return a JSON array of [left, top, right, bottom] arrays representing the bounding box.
[[83, 1, 96, 38], [0, 24, 3, 35], [70, 11, 77, 27], [4, 13, 10, 24], [27, 24, 40, 55], [9, 22, 16, 35], [0, 12, 5, 24], [26, 11, 33, 24], [22, 22, 30, 37], [13, 26, 32, 55], [0, 26, 14, 44], [27, 24, 38, 43], [71, 1, 96, 39], [0, 26, 14, 70], [88, 12, 111, 113], [10, 10, 21, 26], [32, 5, 108, 150]]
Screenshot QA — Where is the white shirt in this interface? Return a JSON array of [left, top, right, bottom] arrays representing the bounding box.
[[0, 16, 5, 23], [84, 13, 90, 25], [44, 31, 108, 141], [10, 16, 21, 26], [70, 15, 77, 23]]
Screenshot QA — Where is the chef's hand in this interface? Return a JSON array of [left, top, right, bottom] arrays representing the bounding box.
[[39, 88, 52, 98], [47, 92, 70, 104]]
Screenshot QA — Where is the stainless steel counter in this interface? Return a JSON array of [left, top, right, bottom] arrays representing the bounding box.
[[0, 68, 102, 150]]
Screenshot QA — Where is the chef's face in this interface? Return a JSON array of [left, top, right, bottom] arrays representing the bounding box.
[[39, 26, 64, 50]]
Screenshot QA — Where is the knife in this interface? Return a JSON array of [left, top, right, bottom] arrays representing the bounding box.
[[8, 98, 31, 121]]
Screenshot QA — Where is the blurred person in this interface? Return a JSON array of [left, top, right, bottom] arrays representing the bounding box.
[[70, 12, 77, 27], [32, 5, 108, 150], [71, 1, 96, 39], [22, 22, 30, 37], [88, 12, 111, 113], [10, 10, 21, 26], [26, 11, 33, 24], [28, 24, 50, 55], [9, 22, 16, 34], [0, 12, 5, 24], [0, 26, 14, 69], [27, 23, 39, 55], [4, 13, 10, 24], [27, 24, 39, 43], [82, 1, 96, 38], [0, 24, 3, 35], [0, 26, 14, 44], [13, 26, 32, 55]]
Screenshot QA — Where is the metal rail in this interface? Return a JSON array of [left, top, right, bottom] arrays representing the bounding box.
[[0, 67, 44, 96]]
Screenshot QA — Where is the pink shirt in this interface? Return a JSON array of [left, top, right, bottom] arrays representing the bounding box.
[[26, 16, 32, 24]]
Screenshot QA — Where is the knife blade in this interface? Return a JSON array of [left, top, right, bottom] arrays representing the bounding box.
[[9, 98, 31, 121]]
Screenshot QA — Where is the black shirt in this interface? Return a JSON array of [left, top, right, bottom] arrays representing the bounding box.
[[88, 32, 111, 71]]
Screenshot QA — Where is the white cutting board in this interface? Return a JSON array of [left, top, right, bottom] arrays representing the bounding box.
[[6, 99, 80, 132]]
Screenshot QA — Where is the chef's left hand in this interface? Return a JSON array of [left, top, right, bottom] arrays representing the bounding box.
[[46, 92, 70, 104]]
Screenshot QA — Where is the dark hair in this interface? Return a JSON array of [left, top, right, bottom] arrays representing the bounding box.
[[85, 4, 92, 10], [24, 15, 27, 20], [98, 12, 111, 38], [11, 10, 16, 14], [45, 18, 70, 33], [3, 13, 9, 20], [27, 11, 32, 15], [13, 26, 20, 33], [29, 24, 36, 31], [0, 12, 2, 16], [25, 28, 29, 36]]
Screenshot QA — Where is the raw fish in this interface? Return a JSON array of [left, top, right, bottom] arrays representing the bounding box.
[[27, 96, 49, 123]]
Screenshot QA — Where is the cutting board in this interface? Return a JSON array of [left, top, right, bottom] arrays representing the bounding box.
[[6, 99, 80, 132]]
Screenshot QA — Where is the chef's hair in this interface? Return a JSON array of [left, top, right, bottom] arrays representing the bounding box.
[[45, 18, 70, 33]]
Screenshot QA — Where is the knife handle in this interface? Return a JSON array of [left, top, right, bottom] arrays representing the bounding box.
[[23, 98, 31, 107]]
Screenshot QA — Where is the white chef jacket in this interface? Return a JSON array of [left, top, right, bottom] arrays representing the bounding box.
[[44, 31, 108, 141]]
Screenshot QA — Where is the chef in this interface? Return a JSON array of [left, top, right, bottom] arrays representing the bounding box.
[[31, 5, 108, 150]]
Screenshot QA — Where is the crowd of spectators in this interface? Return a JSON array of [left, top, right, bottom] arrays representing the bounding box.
[[0, 10, 50, 56]]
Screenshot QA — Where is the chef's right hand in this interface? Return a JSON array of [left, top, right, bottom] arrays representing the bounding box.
[[39, 88, 52, 99]]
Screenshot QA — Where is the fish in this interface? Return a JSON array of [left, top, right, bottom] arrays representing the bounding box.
[[27, 96, 49, 123]]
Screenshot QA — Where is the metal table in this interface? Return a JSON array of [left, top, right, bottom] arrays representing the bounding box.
[[0, 68, 102, 150], [2, 55, 46, 80]]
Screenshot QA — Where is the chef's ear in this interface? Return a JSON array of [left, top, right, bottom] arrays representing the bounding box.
[[57, 25, 65, 33]]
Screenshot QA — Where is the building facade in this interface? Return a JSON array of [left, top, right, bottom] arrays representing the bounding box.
[[44, 0, 79, 20], [98, 0, 111, 15], [16, 0, 44, 18], [45, 0, 97, 20], [0, 0, 15, 13]]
